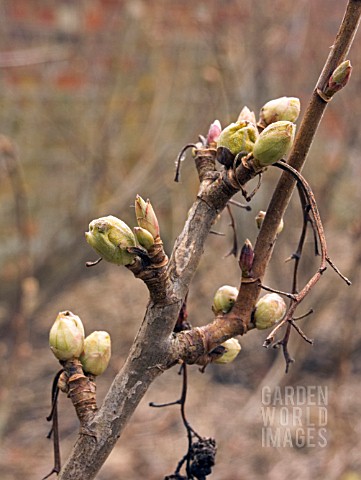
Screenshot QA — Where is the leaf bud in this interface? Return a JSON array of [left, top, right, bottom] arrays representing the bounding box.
[[135, 195, 160, 239], [237, 106, 257, 124], [212, 285, 239, 314], [49, 311, 85, 361], [217, 120, 258, 158], [326, 60, 352, 95], [239, 239, 254, 278], [86, 215, 137, 266], [253, 293, 287, 330], [213, 338, 241, 364], [252, 121, 295, 168], [80, 331, 111, 376], [259, 97, 300, 127], [255, 210, 284, 234], [206, 119, 222, 146], [134, 226, 155, 250]]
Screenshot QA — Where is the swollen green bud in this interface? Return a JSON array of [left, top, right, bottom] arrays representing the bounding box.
[[326, 60, 352, 95], [49, 311, 85, 361], [237, 106, 257, 124], [217, 120, 258, 157], [135, 195, 160, 239], [254, 293, 287, 330], [259, 97, 300, 126], [255, 210, 284, 234], [213, 285, 239, 314], [86, 215, 136, 265], [252, 121, 295, 168], [80, 331, 111, 376], [213, 338, 241, 364], [134, 226, 155, 250]]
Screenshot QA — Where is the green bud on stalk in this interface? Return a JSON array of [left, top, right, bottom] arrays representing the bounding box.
[[80, 331, 111, 376], [252, 121, 295, 168], [49, 311, 85, 361], [253, 293, 287, 330], [135, 195, 160, 239], [134, 226, 155, 250], [213, 285, 239, 314], [259, 97, 300, 126], [86, 215, 137, 266], [326, 60, 352, 96], [213, 338, 241, 364], [217, 120, 258, 157]]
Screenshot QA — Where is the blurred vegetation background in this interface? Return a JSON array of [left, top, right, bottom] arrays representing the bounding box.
[[1, 1, 361, 479]]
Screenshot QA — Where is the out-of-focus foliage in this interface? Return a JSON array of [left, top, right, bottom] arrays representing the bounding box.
[[1, 1, 361, 479]]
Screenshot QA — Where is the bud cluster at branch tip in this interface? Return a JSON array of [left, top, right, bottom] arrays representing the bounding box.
[[216, 120, 258, 166], [259, 97, 300, 127], [49, 311, 85, 361], [255, 210, 284, 234], [239, 239, 254, 278], [252, 121, 296, 169], [135, 195, 160, 239], [212, 285, 239, 314], [213, 338, 241, 364], [80, 331, 111, 376], [85, 215, 137, 265], [253, 293, 287, 330]]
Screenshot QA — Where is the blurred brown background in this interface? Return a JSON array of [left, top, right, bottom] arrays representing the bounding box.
[[1, 1, 361, 479]]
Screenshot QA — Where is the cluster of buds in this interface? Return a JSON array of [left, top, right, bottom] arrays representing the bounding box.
[[212, 285, 239, 314], [85, 195, 160, 265], [253, 293, 287, 330], [49, 311, 111, 377], [214, 95, 300, 170]]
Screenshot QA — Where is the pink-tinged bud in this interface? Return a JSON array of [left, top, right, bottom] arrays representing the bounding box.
[[80, 331, 111, 376], [326, 60, 352, 95], [213, 338, 241, 364], [49, 311, 85, 361], [206, 119, 222, 146], [135, 195, 160, 239], [213, 285, 239, 314], [253, 293, 287, 330], [237, 106, 257, 124], [239, 239, 254, 278], [217, 120, 258, 157], [86, 215, 137, 265], [134, 226, 155, 250], [259, 97, 300, 127], [255, 210, 284, 234], [252, 121, 295, 168]]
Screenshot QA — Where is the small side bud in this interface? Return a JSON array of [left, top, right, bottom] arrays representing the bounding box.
[[135, 195, 160, 239], [134, 226, 155, 250], [253, 293, 287, 330], [80, 331, 111, 376], [252, 121, 295, 168], [326, 60, 352, 96], [86, 215, 137, 265], [237, 106, 257, 124], [213, 338, 241, 364], [213, 285, 239, 314], [216, 121, 258, 163], [239, 239, 254, 278], [255, 210, 284, 234], [206, 119, 222, 146], [49, 311, 85, 361], [259, 97, 300, 127]]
